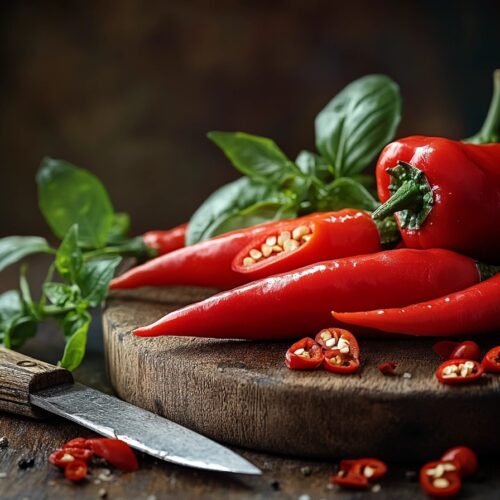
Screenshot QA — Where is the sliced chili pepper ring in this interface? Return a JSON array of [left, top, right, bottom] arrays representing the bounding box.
[[332, 458, 387, 489], [436, 358, 483, 385], [285, 337, 324, 370], [441, 446, 478, 477], [85, 438, 139, 472], [420, 460, 461, 498], [64, 459, 88, 482], [450, 341, 481, 361], [481, 346, 500, 373], [49, 449, 77, 468], [323, 329, 360, 374], [63, 437, 90, 450], [63, 447, 93, 462]]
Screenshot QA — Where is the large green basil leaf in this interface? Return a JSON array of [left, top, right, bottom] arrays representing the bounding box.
[[317, 177, 380, 212], [78, 256, 121, 307], [187, 177, 291, 244], [315, 75, 401, 177], [208, 131, 298, 184], [43, 282, 80, 308], [0, 236, 54, 273], [37, 157, 114, 248], [59, 310, 91, 371], [0, 290, 36, 349], [295, 150, 333, 182]]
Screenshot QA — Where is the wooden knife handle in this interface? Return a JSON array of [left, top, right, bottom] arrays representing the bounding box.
[[0, 347, 73, 418]]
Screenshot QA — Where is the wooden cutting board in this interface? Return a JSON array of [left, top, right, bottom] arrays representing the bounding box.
[[102, 286, 500, 461]]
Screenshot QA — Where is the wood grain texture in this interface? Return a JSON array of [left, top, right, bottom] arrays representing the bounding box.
[[103, 287, 500, 461], [0, 347, 73, 418]]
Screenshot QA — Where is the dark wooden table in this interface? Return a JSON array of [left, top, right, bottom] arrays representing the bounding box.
[[1, 260, 499, 499]]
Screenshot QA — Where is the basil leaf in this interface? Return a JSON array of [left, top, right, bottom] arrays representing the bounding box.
[[187, 177, 285, 244], [295, 150, 333, 182], [108, 212, 131, 244], [56, 225, 83, 282], [0, 236, 54, 273], [43, 282, 80, 308], [208, 131, 297, 183], [315, 75, 401, 177], [5, 316, 37, 349], [78, 256, 121, 307], [37, 157, 114, 248], [318, 177, 380, 212], [59, 311, 91, 371], [0, 291, 36, 349]]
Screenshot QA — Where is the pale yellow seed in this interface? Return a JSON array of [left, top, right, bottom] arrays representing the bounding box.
[[320, 330, 332, 341], [266, 236, 277, 246], [249, 249, 262, 260], [272, 245, 283, 253], [363, 466, 375, 478], [243, 257, 255, 266], [261, 244, 273, 257], [325, 338, 336, 347], [433, 464, 445, 478], [301, 234, 312, 243], [61, 454, 75, 463], [443, 372, 458, 378], [425, 468, 437, 477], [464, 361, 475, 370], [277, 231, 291, 246], [339, 346, 350, 354], [294, 348, 305, 355], [442, 364, 458, 375], [442, 464, 457, 472], [283, 239, 300, 252], [292, 225, 310, 240], [433, 478, 450, 489]]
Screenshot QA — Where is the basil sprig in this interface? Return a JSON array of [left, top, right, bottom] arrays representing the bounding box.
[[0, 159, 151, 370], [187, 74, 401, 244]]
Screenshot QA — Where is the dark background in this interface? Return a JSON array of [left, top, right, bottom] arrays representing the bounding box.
[[0, 0, 499, 238]]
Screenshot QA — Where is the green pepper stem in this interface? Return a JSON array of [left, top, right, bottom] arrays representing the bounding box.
[[464, 69, 500, 144], [374, 216, 400, 245], [477, 262, 500, 282], [372, 181, 421, 221]]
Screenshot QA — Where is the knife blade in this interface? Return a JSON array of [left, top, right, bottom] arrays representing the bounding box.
[[0, 347, 261, 475]]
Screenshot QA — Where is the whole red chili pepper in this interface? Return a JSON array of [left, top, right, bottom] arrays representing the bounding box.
[[333, 273, 500, 337], [372, 72, 500, 263], [441, 446, 478, 478], [436, 359, 483, 385], [419, 460, 461, 498], [433, 341, 459, 360], [85, 438, 139, 472], [481, 346, 500, 373], [133, 249, 483, 340], [143, 223, 188, 256], [232, 209, 398, 280], [285, 337, 323, 370]]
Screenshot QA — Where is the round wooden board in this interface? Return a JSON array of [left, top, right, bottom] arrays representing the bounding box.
[[103, 286, 500, 461]]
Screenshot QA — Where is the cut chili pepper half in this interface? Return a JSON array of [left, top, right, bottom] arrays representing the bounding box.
[[285, 337, 324, 370], [450, 341, 481, 361], [433, 341, 459, 360], [481, 346, 500, 373], [63, 437, 90, 450], [441, 446, 478, 478], [49, 449, 77, 468], [332, 458, 387, 489], [436, 359, 483, 385], [420, 460, 461, 498], [64, 459, 88, 482], [85, 438, 139, 472], [378, 361, 398, 375], [322, 329, 360, 374]]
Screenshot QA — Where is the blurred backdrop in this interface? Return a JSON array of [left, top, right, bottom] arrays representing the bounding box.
[[0, 0, 499, 238]]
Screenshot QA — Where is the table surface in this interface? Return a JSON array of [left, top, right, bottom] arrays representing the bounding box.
[[1, 259, 499, 499]]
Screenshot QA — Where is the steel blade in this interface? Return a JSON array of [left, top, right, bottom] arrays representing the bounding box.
[[30, 383, 261, 475]]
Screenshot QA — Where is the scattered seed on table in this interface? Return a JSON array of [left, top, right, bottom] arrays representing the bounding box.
[[403, 372, 412, 379]]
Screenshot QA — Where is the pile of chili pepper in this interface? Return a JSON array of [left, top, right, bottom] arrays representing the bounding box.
[[49, 437, 138, 482]]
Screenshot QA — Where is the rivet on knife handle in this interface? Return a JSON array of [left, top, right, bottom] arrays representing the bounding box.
[[0, 347, 73, 418]]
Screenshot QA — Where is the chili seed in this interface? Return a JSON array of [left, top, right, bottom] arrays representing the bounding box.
[[433, 478, 450, 489], [277, 231, 291, 246], [243, 257, 255, 266], [249, 249, 262, 260], [292, 225, 310, 240], [325, 338, 336, 347], [319, 330, 332, 341], [363, 465, 375, 478], [434, 464, 445, 478], [283, 239, 300, 252], [302, 234, 312, 243], [442, 463, 457, 472], [272, 245, 283, 253], [294, 348, 305, 356], [261, 244, 273, 257], [266, 236, 277, 246]]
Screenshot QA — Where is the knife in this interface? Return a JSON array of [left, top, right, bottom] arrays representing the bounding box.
[[0, 347, 261, 475]]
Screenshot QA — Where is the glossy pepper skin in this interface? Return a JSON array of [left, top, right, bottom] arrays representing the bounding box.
[[133, 249, 481, 340], [143, 223, 187, 256], [372, 137, 500, 263], [333, 273, 500, 337], [232, 209, 393, 280]]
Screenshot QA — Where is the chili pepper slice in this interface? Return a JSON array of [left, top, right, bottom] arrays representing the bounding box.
[[63, 447, 93, 462], [420, 460, 461, 498], [450, 341, 481, 361], [85, 438, 139, 472], [433, 341, 459, 360], [441, 446, 478, 478], [331, 470, 369, 489], [49, 449, 77, 468], [378, 361, 397, 375], [285, 338, 323, 370], [64, 459, 88, 482], [331, 458, 387, 489], [232, 210, 392, 280], [63, 437, 90, 450], [481, 346, 500, 373], [333, 273, 500, 337], [143, 223, 188, 256], [323, 330, 360, 374], [436, 359, 483, 385]]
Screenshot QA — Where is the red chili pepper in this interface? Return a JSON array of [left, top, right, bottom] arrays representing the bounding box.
[[232, 209, 396, 280], [441, 446, 478, 478], [85, 438, 139, 472], [378, 361, 397, 375], [285, 338, 323, 370], [433, 341, 459, 360], [143, 223, 188, 256], [332, 458, 387, 489], [481, 346, 500, 373], [110, 218, 295, 290], [323, 330, 360, 374], [62, 447, 93, 462], [333, 273, 500, 337], [450, 341, 481, 361], [49, 449, 78, 468], [133, 249, 482, 340], [63, 437, 90, 449], [436, 359, 483, 385], [420, 460, 461, 498], [64, 459, 88, 482]]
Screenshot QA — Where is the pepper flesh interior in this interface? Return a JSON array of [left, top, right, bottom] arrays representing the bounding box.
[[441, 361, 476, 378], [327, 337, 354, 366], [242, 225, 312, 266]]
